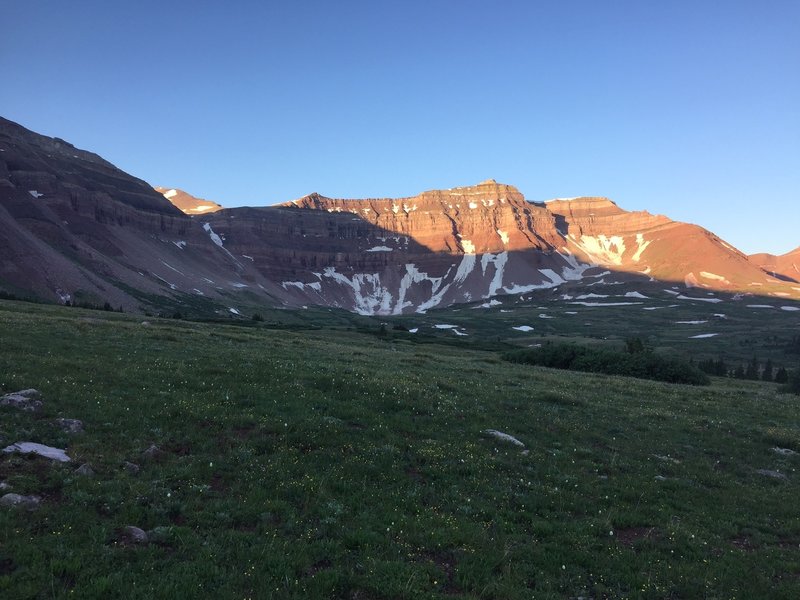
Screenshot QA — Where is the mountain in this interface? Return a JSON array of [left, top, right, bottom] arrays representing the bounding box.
[[155, 186, 223, 215], [1, 116, 798, 316], [749, 247, 800, 283]]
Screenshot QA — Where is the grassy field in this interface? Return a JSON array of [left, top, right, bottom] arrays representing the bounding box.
[[1, 299, 799, 598]]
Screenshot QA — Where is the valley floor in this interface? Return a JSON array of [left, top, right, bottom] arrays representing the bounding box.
[[0, 300, 798, 598]]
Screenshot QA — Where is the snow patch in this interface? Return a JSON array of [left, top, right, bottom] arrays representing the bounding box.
[[173, 241, 187, 249], [676, 320, 708, 324], [163, 189, 178, 198], [28, 190, 44, 198], [632, 233, 651, 262], [746, 304, 774, 309], [408, 328, 419, 333], [700, 271, 729, 283], [497, 229, 509, 244], [574, 234, 627, 265], [676, 295, 723, 304], [461, 240, 476, 255], [229, 308, 242, 316], [781, 306, 800, 312], [538, 314, 554, 319], [689, 333, 718, 339], [366, 246, 393, 252], [512, 325, 534, 332], [202, 222, 224, 247], [570, 301, 643, 307], [624, 291, 649, 299], [434, 324, 458, 329]]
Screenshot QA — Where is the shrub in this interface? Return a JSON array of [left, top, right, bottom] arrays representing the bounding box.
[[502, 342, 709, 386]]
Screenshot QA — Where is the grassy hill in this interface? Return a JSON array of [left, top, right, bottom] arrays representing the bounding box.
[[1, 299, 799, 598]]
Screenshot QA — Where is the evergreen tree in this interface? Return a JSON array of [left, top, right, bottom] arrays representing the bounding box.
[[762, 359, 773, 382], [734, 365, 745, 379], [775, 367, 789, 384], [745, 357, 759, 380]]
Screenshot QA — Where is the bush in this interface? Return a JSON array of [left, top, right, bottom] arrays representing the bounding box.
[[502, 342, 709, 386]]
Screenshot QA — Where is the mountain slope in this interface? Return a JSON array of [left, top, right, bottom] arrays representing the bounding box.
[[750, 247, 800, 282], [155, 186, 223, 215], [1, 116, 797, 315]]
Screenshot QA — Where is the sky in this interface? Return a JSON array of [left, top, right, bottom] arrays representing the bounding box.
[[2, 1, 798, 255]]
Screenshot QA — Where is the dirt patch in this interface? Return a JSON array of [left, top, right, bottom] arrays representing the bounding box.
[[730, 537, 757, 552], [0, 557, 16, 575], [615, 527, 658, 548], [418, 550, 461, 595], [304, 558, 332, 577]]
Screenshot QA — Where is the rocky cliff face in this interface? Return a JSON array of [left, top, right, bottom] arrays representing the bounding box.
[[1, 116, 797, 315]]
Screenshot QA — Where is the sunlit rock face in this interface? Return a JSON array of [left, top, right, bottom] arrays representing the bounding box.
[[1, 115, 797, 315], [156, 187, 223, 215], [750, 247, 800, 282]]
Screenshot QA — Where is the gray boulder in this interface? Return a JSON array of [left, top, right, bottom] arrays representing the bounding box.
[[0, 389, 43, 412], [3, 442, 71, 462], [0, 493, 41, 510], [55, 418, 84, 434], [119, 525, 148, 544]]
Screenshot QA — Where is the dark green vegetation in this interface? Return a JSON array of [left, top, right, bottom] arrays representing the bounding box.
[[1, 298, 799, 599], [502, 343, 710, 386]]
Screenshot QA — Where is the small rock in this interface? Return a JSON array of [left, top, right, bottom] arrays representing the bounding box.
[[55, 418, 84, 434], [75, 463, 94, 477], [141, 321, 150, 327], [652, 454, 681, 464], [3, 442, 71, 462], [757, 469, 788, 481], [141, 444, 161, 459], [123, 461, 140, 474], [483, 429, 525, 447], [0, 493, 41, 510], [772, 447, 797, 457], [0, 389, 43, 412], [0, 482, 11, 491], [655, 475, 668, 481], [119, 525, 148, 544]]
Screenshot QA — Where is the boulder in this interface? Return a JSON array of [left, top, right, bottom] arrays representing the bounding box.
[[75, 463, 94, 477], [119, 526, 148, 544], [0, 493, 41, 510], [123, 461, 140, 474], [2, 442, 71, 462], [0, 389, 43, 412], [55, 418, 84, 434]]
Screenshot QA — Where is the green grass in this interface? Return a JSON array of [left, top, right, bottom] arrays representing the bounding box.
[[1, 299, 799, 598]]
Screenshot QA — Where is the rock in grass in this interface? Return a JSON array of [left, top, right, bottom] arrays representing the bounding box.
[[483, 429, 525, 447], [141, 444, 161, 459], [0, 493, 41, 510], [75, 463, 94, 477], [772, 447, 797, 457], [123, 461, 140, 474], [55, 418, 84, 434], [2, 442, 71, 462], [119, 526, 148, 544], [0, 389, 43, 412], [757, 469, 788, 481], [0, 482, 11, 491]]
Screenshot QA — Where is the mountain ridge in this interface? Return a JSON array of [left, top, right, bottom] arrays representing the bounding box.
[[1, 115, 797, 315]]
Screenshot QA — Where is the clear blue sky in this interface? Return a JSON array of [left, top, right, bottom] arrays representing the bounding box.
[[2, 1, 798, 254]]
